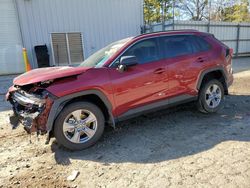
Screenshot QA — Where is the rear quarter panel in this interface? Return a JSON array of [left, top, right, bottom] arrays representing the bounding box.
[[193, 34, 228, 90]]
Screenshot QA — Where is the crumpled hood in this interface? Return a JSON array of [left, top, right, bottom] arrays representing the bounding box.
[[14, 66, 90, 86]]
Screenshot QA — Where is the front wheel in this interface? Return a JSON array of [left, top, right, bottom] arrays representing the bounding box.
[[197, 79, 224, 113], [54, 101, 105, 150]]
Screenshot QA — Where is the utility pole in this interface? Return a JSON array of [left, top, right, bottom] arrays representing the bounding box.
[[173, 0, 175, 30], [162, 1, 165, 31], [207, 0, 211, 32]]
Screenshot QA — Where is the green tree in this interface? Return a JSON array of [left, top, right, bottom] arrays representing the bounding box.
[[221, 0, 250, 22], [159, 0, 174, 22], [144, 0, 172, 24], [144, 0, 161, 24]]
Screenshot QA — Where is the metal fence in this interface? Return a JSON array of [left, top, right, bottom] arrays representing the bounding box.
[[143, 20, 250, 56]]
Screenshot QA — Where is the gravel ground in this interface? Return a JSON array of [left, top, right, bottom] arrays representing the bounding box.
[[0, 64, 250, 187]]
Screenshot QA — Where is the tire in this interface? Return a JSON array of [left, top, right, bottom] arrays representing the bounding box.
[[197, 79, 224, 113], [54, 101, 105, 151]]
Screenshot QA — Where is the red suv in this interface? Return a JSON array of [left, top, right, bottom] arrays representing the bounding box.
[[7, 30, 233, 150]]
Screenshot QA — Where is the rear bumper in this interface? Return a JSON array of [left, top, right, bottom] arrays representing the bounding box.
[[226, 66, 234, 89]]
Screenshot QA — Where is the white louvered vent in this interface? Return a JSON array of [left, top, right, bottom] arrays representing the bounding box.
[[51, 32, 84, 65], [68, 33, 84, 63]]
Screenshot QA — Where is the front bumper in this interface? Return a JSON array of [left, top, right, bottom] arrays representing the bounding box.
[[7, 88, 54, 134]]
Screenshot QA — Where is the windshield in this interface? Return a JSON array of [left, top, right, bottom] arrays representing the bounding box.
[[79, 37, 132, 68]]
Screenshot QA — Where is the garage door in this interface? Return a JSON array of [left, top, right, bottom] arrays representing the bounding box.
[[0, 0, 24, 75]]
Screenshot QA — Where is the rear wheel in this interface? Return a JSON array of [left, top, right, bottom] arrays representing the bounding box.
[[54, 102, 105, 150], [197, 79, 224, 113]]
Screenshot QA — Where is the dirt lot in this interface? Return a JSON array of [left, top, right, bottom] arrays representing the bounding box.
[[1, 63, 250, 187]]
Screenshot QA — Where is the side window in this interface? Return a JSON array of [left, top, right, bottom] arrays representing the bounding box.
[[191, 35, 211, 52], [161, 35, 194, 59], [122, 38, 159, 64]]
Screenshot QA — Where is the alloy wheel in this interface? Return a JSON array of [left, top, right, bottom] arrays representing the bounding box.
[[62, 109, 98, 144], [205, 84, 222, 108]]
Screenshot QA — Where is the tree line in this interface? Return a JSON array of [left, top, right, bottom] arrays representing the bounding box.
[[144, 0, 250, 24]]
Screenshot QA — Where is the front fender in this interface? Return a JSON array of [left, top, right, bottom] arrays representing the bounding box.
[[45, 89, 115, 133]]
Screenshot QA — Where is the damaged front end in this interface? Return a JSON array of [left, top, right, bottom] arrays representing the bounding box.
[[7, 85, 55, 134]]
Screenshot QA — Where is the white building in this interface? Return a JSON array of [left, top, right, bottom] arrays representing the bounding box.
[[0, 0, 144, 75]]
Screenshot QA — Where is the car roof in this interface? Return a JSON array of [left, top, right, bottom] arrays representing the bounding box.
[[134, 30, 208, 40]]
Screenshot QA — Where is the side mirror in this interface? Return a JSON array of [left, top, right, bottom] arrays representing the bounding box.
[[118, 56, 138, 72]]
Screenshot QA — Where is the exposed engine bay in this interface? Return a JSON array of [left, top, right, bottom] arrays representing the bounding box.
[[6, 66, 89, 145], [7, 83, 54, 134]]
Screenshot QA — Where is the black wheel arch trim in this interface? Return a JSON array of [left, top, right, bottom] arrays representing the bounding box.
[[46, 89, 115, 133], [196, 66, 228, 90]]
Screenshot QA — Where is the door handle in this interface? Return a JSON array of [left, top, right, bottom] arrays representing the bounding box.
[[154, 68, 165, 74], [196, 57, 205, 63]]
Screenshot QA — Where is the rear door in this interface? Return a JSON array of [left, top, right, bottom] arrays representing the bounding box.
[[159, 35, 200, 98], [109, 38, 168, 116]]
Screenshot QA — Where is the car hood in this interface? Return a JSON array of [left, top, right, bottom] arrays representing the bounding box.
[[14, 66, 90, 86]]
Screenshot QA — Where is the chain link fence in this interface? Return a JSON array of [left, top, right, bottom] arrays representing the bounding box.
[[142, 20, 250, 56], [142, 1, 250, 56]]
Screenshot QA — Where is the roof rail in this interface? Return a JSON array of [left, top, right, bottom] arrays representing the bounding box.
[[137, 29, 199, 38]]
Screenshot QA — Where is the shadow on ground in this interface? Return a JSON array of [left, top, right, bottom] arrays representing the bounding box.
[[51, 94, 250, 165]]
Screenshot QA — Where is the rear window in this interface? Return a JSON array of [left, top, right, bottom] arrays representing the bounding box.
[[191, 36, 211, 52]]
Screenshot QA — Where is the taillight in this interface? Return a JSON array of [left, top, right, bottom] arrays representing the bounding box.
[[225, 48, 229, 57], [225, 48, 233, 57], [229, 48, 233, 56]]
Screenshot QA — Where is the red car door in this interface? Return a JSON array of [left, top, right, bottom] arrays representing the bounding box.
[[108, 38, 168, 117], [159, 35, 200, 99]]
